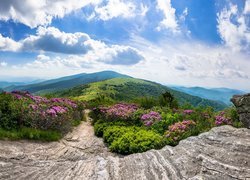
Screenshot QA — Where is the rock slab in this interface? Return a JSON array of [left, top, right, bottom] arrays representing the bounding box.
[[0, 124, 249, 180], [231, 93, 250, 128]]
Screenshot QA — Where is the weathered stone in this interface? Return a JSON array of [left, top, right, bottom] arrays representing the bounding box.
[[231, 93, 250, 128], [0, 122, 249, 180]]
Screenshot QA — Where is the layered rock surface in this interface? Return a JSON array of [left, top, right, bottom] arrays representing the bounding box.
[[231, 93, 250, 128], [0, 114, 249, 180]]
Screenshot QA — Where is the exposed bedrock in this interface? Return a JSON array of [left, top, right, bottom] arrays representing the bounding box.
[[231, 93, 250, 128], [0, 125, 249, 180]]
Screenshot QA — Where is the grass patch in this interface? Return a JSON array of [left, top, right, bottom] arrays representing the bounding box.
[[0, 128, 62, 141]]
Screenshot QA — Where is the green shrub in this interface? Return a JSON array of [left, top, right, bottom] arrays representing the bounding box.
[[103, 126, 140, 144], [225, 107, 243, 128], [110, 129, 165, 154], [0, 93, 24, 130], [94, 121, 108, 137], [94, 120, 133, 137]]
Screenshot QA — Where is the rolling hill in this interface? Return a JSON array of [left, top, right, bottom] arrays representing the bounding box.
[[53, 77, 228, 110], [4, 71, 130, 94], [170, 86, 245, 105]]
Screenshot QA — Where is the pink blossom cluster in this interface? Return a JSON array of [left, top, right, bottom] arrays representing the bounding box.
[[141, 111, 162, 126], [165, 120, 196, 139], [215, 112, 231, 126], [10, 91, 77, 108], [100, 103, 138, 119], [46, 106, 68, 117], [183, 109, 194, 115], [9, 91, 78, 118], [168, 120, 195, 132]]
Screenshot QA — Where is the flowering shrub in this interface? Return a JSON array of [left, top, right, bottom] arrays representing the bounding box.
[[215, 111, 232, 126], [141, 111, 162, 126], [0, 91, 84, 134], [98, 103, 138, 120], [165, 120, 196, 145]]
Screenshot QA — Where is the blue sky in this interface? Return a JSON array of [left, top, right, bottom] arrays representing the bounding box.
[[0, 0, 249, 90]]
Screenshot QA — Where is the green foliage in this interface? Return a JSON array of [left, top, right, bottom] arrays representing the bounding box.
[[225, 107, 243, 128], [94, 120, 130, 137], [103, 126, 140, 144], [110, 129, 165, 155], [94, 120, 108, 137], [133, 97, 159, 109], [151, 112, 180, 134], [0, 128, 61, 141], [0, 93, 23, 130], [159, 92, 179, 108]]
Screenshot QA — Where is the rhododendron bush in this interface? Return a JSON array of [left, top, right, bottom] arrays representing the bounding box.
[[91, 102, 242, 154], [0, 91, 84, 134]]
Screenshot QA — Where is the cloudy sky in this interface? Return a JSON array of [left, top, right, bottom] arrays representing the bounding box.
[[0, 0, 249, 90]]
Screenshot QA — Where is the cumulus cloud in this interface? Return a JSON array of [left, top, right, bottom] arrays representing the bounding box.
[[36, 54, 50, 61], [173, 55, 192, 71], [91, 0, 148, 21], [156, 0, 179, 32], [94, 0, 135, 20], [0, 27, 144, 65], [21, 27, 93, 54], [0, 0, 101, 28], [0, 61, 7, 67], [124, 35, 250, 89], [100, 46, 144, 65], [217, 3, 250, 52], [0, 34, 21, 51]]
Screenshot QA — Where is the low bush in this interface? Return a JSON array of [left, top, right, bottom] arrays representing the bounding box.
[[110, 129, 165, 154], [103, 126, 141, 144]]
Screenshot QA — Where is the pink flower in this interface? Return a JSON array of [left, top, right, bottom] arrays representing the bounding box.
[[183, 110, 194, 115]]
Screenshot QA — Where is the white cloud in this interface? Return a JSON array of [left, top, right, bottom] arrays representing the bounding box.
[[124, 35, 250, 90], [217, 3, 250, 52], [0, 61, 7, 67], [21, 26, 93, 54], [93, 0, 148, 21], [95, 0, 136, 20], [0, 34, 21, 51], [36, 54, 50, 61], [156, 0, 179, 32], [244, 0, 250, 14], [0, 0, 101, 28]]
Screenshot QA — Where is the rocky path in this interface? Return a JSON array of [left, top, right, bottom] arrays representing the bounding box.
[[0, 111, 249, 180]]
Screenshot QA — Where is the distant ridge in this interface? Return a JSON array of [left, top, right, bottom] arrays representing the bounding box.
[[4, 71, 130, 94], [170, 86, 245, 105]]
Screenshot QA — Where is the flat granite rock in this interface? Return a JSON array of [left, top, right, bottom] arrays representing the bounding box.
[[0, 124, 249, 180]]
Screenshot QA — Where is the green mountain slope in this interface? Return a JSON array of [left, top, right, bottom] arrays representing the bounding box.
[[54, 78, 227, 110], [170, 86, 245, 105], [4, 71, 130, 94]]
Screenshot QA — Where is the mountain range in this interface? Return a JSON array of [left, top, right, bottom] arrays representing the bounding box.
[[2, 70, 244, 110], [3, 71, 129, 94], [170, 86, 245, 105]]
